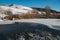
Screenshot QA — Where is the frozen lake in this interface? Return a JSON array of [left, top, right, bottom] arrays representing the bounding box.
[[0, 19, 60, 40], [0, 19, 60, 30]]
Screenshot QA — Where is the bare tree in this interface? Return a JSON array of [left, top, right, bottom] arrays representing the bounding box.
[[45, 6, 51, 18]]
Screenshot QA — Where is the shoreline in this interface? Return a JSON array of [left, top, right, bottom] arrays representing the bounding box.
[[0, 19, 60, 30]]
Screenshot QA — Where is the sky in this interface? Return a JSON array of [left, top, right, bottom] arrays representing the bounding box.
[[0, 0, 60, 11]]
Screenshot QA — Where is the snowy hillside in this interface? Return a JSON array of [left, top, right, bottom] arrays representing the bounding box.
[[0, 4, 33, 14], [0, 4, 33, 19]]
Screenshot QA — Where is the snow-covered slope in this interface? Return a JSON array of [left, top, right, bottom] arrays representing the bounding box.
[[0, 4, 33, 19], [9, 4, 32, 10], [0, 4, 33, 14]]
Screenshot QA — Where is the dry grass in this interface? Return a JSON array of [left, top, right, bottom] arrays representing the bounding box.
[[4, 13, 43, 20], [4, 12, 60, 20]]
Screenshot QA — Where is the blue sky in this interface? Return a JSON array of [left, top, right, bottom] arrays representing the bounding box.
[[0, 0, 60, 11]]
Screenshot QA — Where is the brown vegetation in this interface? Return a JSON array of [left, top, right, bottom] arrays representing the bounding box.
[[4, 13, 42, 20], [4, 12, 60, 20]]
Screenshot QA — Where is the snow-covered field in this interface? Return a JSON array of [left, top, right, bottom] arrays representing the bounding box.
[[0, 19, 60, 30]]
